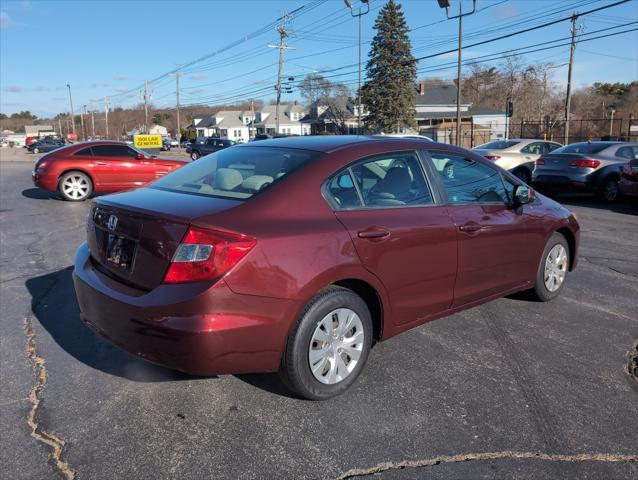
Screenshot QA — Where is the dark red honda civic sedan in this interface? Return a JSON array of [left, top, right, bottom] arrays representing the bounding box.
[[73, 136, 580, 399], [32, 141, 186, 201]]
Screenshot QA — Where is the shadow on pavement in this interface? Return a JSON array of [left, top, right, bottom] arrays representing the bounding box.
[[551, 192, 637, 216], [25, 267, 196, 382], [21, 188, 60, 200]]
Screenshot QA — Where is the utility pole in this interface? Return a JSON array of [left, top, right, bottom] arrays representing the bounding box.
[[175, 70, 181, 141], [345, 1, 370, 135], [564, 12, 578, 145], [438, 0, 477, 147], [269, 13, 293, 134], [58, 117, 63, 137], [250, 99, 255, 139], [66, 84, 76, 135], [91, 109, 95, 139], [80, 104, 86, 141], [104, 97, 109, 139], [142, 80, 150, 133]]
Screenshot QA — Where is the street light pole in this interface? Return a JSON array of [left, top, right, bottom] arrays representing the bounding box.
[[345, 0, 370, 135], [437, 0, 476, 146], [66, 83, 76, 136]]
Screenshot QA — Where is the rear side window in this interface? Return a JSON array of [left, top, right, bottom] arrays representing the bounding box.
[[74, 147, 93, 156], [430, 152, 508, 204], [151, 146, 317, 200], [553, 143, 609, 154], [326, 152, 433, 209], [521, 142, 546, 155]]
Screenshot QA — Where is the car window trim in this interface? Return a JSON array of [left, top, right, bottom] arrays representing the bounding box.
[[322, 149, 438, 212], [422, 148, 517, 207]]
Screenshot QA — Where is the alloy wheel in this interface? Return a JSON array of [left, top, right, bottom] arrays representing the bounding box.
[[544, 244, 567, 292], [308, 308, 364, 385], [62, 174, 90, 200], [603, 180, 619, 202]]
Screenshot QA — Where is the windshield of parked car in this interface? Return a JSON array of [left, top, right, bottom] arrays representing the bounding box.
[[552, 143, 611, 154], [151, 146, 318, 199], [476, 140, 520, 150]]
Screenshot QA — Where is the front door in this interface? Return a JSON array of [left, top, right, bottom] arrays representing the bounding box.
[[427, 150, 536, 307], [331, 151, 457, 325]]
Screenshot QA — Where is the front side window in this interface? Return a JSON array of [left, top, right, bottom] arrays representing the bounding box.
[[327, 152, 433, 209], [616, 146, 638, 160], [477, 140, 519, 150], [430, 152, 508, 204], [151, 146, 318, 200]]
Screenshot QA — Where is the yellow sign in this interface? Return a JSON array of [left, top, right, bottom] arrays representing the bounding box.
[[134, 135, 162, 149]]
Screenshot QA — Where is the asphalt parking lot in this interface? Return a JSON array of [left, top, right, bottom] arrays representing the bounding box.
[[1, 152, 637, 479]]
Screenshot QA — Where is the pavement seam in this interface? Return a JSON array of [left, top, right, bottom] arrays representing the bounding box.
[[561, 296, 637, 323], [335, 451, 638, 479]]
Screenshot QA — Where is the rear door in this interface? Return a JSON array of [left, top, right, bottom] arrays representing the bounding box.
[[330, 150, 457, 325], [426, 150, 536, 306]]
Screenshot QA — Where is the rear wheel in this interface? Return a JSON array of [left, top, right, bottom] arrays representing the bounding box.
[[280, 286, 372, 400], [527, 232, 569, 302], [59, 171, 93, 201], [191, 151, 200, 161], [598, 177, 619, 202], [513, 167, 531, 185], [33, 147, 40, 154]]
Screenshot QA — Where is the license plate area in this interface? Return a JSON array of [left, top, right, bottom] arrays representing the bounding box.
[[105, 234, 136, 271]]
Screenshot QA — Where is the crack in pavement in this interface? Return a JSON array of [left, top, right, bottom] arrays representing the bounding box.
[[335, 451, 638, 479], [24, 308, 76, 480]]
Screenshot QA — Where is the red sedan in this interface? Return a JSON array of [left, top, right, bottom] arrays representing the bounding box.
[[73, 136, 580, 399], [32, 141, 187, 201]]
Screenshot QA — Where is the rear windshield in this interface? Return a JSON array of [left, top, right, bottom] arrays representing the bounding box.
[[476, 140, 519, 150], [553, 143, 610, 154], [151, 146, 318, 199]]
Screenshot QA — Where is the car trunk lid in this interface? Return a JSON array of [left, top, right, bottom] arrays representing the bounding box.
[[87, 187, 242, 290], [536, 153, 590, 173]]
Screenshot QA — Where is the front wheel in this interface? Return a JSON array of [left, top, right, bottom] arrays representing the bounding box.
[[59, 171, 93, 201], [513, 167, 531, 185], [526, 232, 569, 302], [280, 286, 372, 400], [33, 147, 40, 154], [191, 151, 200, 161]]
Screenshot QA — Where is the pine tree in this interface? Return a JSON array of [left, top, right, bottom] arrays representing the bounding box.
[[361, 0, 417, 133]]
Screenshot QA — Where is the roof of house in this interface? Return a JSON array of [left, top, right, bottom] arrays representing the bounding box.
[[417, 105, 506, 120], [215, 110, 246, 129], [415, 84, 467, 106]]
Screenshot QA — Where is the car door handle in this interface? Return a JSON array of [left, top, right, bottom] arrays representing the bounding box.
[[458, 222, 483, 233], [95, 161, 107, 165], [358, 228, 390, 239]]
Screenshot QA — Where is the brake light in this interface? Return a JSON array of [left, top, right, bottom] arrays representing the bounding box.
[[623, 162, 638, 176], [484, 155, 500, 161], [535, 158, 545, 165], [163, 227, 256, 284], [569, 159, 600, 168]]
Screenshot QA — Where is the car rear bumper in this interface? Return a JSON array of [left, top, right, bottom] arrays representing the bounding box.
[[532, 171, 596, 191], [72, 243, 299, 375]]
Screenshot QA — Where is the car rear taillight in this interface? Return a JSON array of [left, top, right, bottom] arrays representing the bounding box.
[[484, 155, 500, 161], [163, 227, 256, 284], [535, 158, 545, 165], [623, 162, 638, 176], [569, 159, 600, 168]]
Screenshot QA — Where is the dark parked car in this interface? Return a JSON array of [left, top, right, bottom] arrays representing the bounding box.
[[532, 141, 638, 201], [27, 137, 65, 154], [189, 137, 236, 160], [618, 148, 638, 201], [160, 138, 171, 151], [73, 136, 579, 399]]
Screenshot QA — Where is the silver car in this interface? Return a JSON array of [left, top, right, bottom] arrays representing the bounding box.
[[473, 139, 562, 184], [532, 141, 638, 202]]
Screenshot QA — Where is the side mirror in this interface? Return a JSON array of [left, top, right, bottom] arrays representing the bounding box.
[[135, 153, 144, 160], [513, 184, 534, 206]]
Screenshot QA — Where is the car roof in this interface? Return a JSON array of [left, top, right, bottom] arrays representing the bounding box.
[[238, 135, 434, 153]]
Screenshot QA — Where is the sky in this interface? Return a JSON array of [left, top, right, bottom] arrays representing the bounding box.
[[1, 0, 637, 118]]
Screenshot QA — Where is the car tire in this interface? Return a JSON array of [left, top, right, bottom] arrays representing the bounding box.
[[527, 232, 570, 302], [280, 286, 373, 400], [191, 151, 200, 160], [598, 177, 620, 203], [513, 167, 531, 185], [58, 171, 93, 201], [33, 147, 40, 154]]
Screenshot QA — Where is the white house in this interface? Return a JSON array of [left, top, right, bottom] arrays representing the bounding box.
[[148, 124, 168, 136], [254, 103, 311, 136], [189, 111, 249, 142]]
